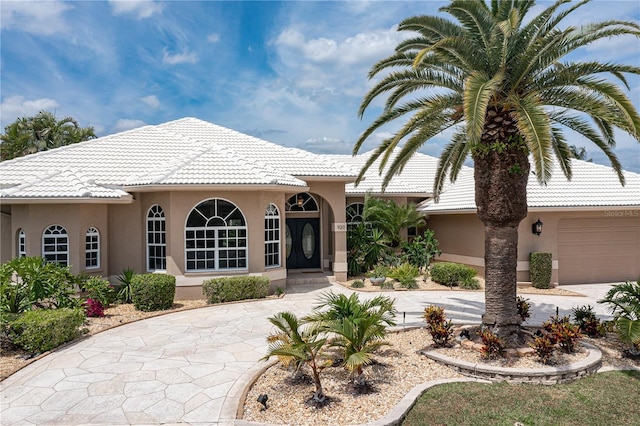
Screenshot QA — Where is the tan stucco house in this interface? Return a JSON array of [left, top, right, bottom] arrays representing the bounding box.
[[1, 117, 639, 292]]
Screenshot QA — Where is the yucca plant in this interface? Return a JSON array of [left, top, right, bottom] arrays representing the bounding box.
[[116, 267, 136, 303], [354, 0, 640, 338]]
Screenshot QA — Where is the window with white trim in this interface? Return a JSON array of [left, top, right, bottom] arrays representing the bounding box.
[[42, 225, 68, 266], [265, 204, 280, 268], [147, 205, 166, 271], [185, 199, 247, 271], [346, 203, 365, 224], [285, 193, 318, 212], [85, 227, 100, 269], [17, 229, 26, 258]]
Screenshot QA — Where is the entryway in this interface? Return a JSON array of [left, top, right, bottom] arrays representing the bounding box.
[[285, 218, 320, 269]]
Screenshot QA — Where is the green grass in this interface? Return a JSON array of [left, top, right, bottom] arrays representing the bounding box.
[[402, 371, 640, 426]]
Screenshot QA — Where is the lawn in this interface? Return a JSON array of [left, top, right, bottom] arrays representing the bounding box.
[[402, 370, 640, 426]]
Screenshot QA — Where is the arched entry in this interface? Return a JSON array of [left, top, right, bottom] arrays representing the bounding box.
[[285, 193, 321, 269]]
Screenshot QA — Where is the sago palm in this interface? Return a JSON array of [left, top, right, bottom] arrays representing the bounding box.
[[261, 311, 328, 400], [599, 280, 640, 350], [354, 0, 640, 337]]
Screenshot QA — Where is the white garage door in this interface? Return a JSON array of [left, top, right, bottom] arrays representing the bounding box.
[[557, 216, 640, 285]]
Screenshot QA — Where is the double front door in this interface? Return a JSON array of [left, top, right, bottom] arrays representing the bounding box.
[[285, 218, 320, 269]]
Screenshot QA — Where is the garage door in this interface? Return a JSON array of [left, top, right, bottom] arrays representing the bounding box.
[[558, 216, 640, 285]]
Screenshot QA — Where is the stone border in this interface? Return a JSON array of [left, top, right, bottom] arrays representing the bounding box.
[[422, 342, 602, 384]]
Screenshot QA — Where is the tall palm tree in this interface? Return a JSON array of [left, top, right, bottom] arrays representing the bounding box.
[[354, 0, 640, 338]]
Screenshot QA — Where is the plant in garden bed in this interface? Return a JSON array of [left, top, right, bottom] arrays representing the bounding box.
[[573, 305, 604, 338], [598, 280, 640, 356], [262, 312, 329, 404], [115, 267, 136, 303], [516, 296, 531, 323], [424, 305, 454, 347], [543, 315, 582, 353], [430, 262, 480, 289], [351, 280, 364, 289], [83, 276, 114, 308], [347, 222, 389, 276], [308, 293, 396, 388], [400, 230, 441, 271], [529, 333, 555, 364], [84, 298, 105, 317], [0, 257, 80, 313], [479, 329, 505, 359]]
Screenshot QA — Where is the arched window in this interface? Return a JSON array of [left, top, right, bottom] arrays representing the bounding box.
[[285, 193, 318, 212], [42, 225, 68, 266], [265, 204, 280, 268], [185, 198, 247, 271], [346, 203, 365, 223], [17, 229, 26, 258], [147, 205, 166, 271], [85, 227, 100, 269]]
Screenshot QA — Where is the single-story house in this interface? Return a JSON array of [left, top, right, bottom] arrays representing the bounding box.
[[419, 161, 640, 285], [1, 117, 638, 294]]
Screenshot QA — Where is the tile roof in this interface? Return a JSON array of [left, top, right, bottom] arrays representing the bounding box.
[[327, 150, 443, 196], [0, 118, 356, 201], [419, 159, 640, 213]]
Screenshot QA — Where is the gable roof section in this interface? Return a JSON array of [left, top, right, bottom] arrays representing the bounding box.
[[327, 150, 445, 196], [0, 118, 357, 202], [419, 159, 640, 213]]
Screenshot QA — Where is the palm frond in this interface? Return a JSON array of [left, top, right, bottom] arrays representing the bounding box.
[[464, 70, 504, 144]]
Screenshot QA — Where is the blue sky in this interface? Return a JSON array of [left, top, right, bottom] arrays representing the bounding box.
[[1, 0, 639, 174]]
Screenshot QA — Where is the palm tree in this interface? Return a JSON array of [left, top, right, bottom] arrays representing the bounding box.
[[261, 311, 328, 402], [1, 111, 96, 161], [354, 0, 640, 338], [363, 196, 426, 247], [599, 280, 640, 351]]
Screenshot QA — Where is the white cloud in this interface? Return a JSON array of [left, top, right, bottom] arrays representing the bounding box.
[[109, 0, 163, 19], [0, 0, 72, 35], [162, 48, 198, 65], [207, 33, 220, 43], [114, 119, 146, 132], [141, 95, 160, 109], [1, 96, 60, 126]]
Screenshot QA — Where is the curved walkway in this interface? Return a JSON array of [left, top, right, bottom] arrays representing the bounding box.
[[0, 282, 615, 425]]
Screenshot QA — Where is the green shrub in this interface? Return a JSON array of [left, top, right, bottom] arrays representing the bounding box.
[[131, 274, 176, 311], [430, 262, 477, 287], [530, 252, 552, 289], [116, 267, 136, 303], [380, 281, 394, 290], [459, 277, 481, 290], [400, 230, 441, 270], [83, 276, 114, 307], [389, 262, 420, 282], [351, 280, 365, 288], [202, 276, 269, 304], [367, 264, 391, 279], [0, 257, 79, 313], [9, 308, 85, 353], [399, 277, 419, 289]]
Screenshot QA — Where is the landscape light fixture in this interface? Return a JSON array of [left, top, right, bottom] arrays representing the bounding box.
[[532, 218, 543, 236], [257, 393, 268, 410]]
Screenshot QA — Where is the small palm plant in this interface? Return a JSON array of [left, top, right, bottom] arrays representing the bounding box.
[[307, 292, 397, 386], [599, 280, 640, 353], [261, 311, 328, 403]]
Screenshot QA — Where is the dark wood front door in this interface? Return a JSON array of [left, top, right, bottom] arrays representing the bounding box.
[[286, 218, 320, 269]]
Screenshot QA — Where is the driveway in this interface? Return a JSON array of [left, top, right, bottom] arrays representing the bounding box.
[[0, 282, 614, 425]]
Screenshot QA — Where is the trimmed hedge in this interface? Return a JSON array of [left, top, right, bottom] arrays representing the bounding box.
[[9, 308, 85, 353], [530, 252, 552, 289], [131, 274, 176, 312], [202, 276, 269, 304], [430, 262, 478, 288]]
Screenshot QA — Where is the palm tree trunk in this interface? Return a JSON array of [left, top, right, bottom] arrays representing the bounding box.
[[474, 113, 530, 339]]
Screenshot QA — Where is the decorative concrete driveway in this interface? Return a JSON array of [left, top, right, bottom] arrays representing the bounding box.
[[0, 283, 613, 425]]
